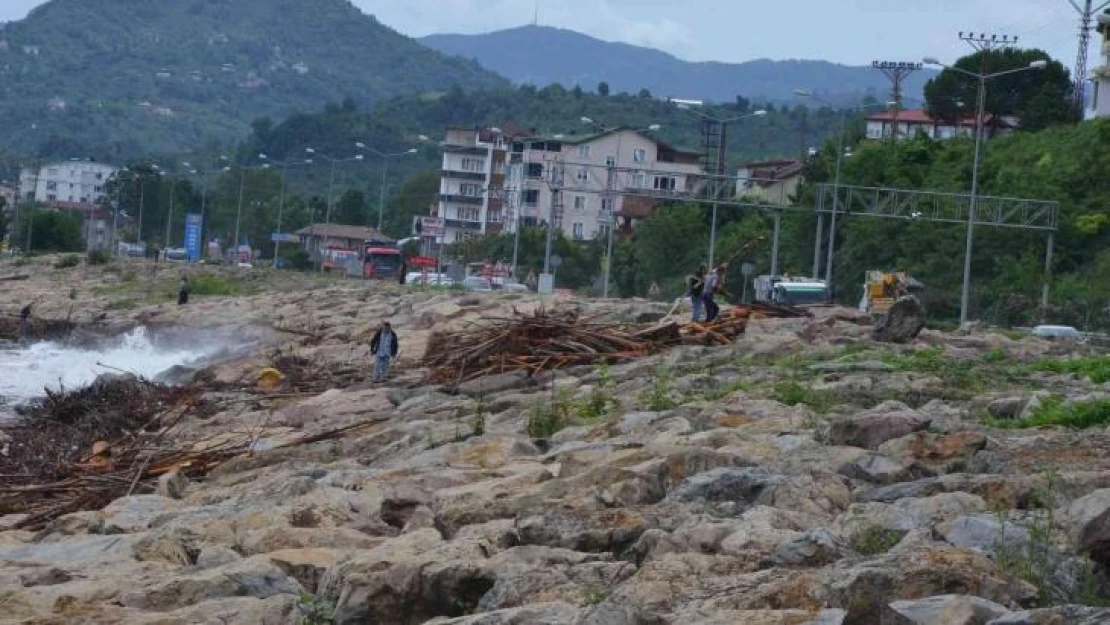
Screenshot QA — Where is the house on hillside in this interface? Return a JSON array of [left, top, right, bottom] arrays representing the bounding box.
[[736, 159, 804, 206], [19, 160, 117, 206], [864, 108, 1017, 141]]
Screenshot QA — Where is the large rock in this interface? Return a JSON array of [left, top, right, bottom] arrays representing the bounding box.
[[424, 601, 583, 624], [760, 527, 852, 569], [1067, 488, 1110, 566], [987, 606, 1110, 624], [118, 556, 302, 611], [95, 495, 184, 533], [457, 372, 533, 398], [665, 467, 851, 519], [839, 453, 931, 485], [821, 402, 932, 449], [888, 594, 1011, 624], [872, 296, 925, 343]]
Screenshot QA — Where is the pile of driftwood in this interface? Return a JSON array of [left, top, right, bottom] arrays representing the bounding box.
[[0, 314, 77, 342], [0, 373, 385, 530], [423, 307, 753, 384]]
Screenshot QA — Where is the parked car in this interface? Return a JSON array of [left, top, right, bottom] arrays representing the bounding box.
[[501, 282, 529, 293], [462, 276, 493, 292], [408, 272, 454, 287], [1031, 325, 1085, 342]]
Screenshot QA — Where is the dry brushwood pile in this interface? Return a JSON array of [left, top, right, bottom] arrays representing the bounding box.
[[423, 307, 751, 384], [0, 373, 388, 530], [0, 314, 78, 342]]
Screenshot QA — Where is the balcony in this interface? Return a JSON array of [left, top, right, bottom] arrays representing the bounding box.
[[444, 219, 482, 231], [439, 193, 483, 206], [442, 145, 488, 156], [440, 169, 486, 181]]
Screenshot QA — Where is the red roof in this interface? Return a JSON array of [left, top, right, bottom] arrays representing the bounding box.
[[865, 108, 1017, 128]]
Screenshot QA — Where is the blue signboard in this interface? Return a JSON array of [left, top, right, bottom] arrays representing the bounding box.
[[184, 213, 203, 262]]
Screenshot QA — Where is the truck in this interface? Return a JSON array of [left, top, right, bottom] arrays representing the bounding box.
[[753, 275, 830, 307], [858, 271, 924, 316]]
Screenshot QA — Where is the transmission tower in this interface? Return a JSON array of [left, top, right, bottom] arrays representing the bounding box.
[[872, 61, 922, 140], [1070, 0, 1110, 114]]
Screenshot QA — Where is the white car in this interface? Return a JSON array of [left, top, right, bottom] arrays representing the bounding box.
[[462, 276, 493, 292], [501, 282, 529, 293], [409, 273, 454, 287], [1031, 325, 1085, 342]]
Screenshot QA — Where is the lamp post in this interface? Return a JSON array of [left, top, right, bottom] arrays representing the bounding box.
[[673, 105, 768, 269], [357, 142, 422, 233], [923, 57, 1047, 324], [305, 147, 366, 271], [580, 117, 662, 298], [793, 92, 894, 292]]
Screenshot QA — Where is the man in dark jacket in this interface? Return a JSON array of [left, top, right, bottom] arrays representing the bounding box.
[[370, 320, 400, 382]]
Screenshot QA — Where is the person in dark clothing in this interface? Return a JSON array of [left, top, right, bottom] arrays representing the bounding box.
[[370, 321, 400, 382], [398, 262, 408, 285], [177, 277, 189, 306], [704, 265, 725, 322], [686, 266, 706, 322], [19, 303, 33, 340]]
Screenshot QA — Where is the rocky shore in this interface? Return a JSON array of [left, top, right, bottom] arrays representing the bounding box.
[[1, 257, 1109, 624]]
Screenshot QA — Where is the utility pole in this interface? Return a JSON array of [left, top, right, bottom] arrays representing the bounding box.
[[1070, 0, 1110, 114], [233, 167, 246, 260], [871, 61, 922, 140]]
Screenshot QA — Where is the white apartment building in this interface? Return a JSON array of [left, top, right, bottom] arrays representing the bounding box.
[[431, 126, 704, 246], [19, 160, 118, 206], [514, 129, 703, 241], [1088, 12, 1110, 119]]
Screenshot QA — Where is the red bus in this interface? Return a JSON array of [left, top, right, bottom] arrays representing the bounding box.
[[363, 240, 403, 279]]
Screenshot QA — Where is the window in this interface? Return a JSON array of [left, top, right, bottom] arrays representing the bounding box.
[[459, 183, 483, 197], [572, 222, 584, 239], [523, 189, 539, 206], [605, 156, 616, 168], [601, 198, 614, 215], [47, 194, 56, 201], [46, 181, 57, 191], [461, 157, 485, 172], [653, 176, 677, 191], [47, 168, 58, 176], [95, 173, 103, 180], [629, 171, 645, 188], [457, 207, 480, 221], [577, 145, 591, 159], [576, 168, 589, 185], [598, 223, 611, 238], [94, 185, 103, 193], [632, 148, 646, 164], [526, 163, 544, 179], [573, 195, 587, 212], [487, 210, 502, 223]]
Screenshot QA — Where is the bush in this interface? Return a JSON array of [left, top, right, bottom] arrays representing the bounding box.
[[187, 274, 253, 296], [29, 211, 83, 252], [1030, 355, 1110, 384], [526, 389, 575, 439], [278, 247, 314, 271], [639, 367, 678, 411], [87, 249, 111, 265], [53, 254, 80, 269], [576, 363, 620, 421], [986, 395, 1110, 429], [850, 527, 906, 555]]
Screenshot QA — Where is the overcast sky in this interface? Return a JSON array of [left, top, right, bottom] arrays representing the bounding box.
[[0, 0, 1083, 67]]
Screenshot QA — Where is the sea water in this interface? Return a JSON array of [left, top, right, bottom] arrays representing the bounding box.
[[0, 327, 212, 417]]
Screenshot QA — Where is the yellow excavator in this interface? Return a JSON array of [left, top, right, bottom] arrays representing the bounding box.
[[859, 270, 924, 317]]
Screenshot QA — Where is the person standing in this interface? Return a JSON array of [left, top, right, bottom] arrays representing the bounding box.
[[370, 320, 400, 382], [177, 277, 189, 306], [686, 265, 706, 322], [704, 266, 724, 322], [19, 302, 33, 341]]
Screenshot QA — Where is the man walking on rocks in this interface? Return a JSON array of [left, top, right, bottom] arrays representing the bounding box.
[[370, 320, 399, 382]]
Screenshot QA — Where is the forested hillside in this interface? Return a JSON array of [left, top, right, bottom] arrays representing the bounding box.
[[0, 0, 505, 157]]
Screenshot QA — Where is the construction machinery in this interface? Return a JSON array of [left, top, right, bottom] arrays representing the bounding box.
[[753, 275, 830, 307], [859, 270, 924, 317]]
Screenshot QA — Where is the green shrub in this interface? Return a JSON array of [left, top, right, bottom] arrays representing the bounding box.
[[187, 274, 253, 296], [576, 363, 620, 421], [850, 527, 906, 555], [772, 381, 839, 413], [640, 366, 677, 411], [986, 395, 1110, 430], [1030, 356, 1110, 384], [87, 249, 111, 265], [53, 254, 81, 269]]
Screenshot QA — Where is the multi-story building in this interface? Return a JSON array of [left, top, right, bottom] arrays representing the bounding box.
[[0, 183, 16, 210], [1088, 11, 1110, 119], [736, 159, 804, 206], [514, 128, 703, 241], [19, 160, 117, 206], [864, 109, 1017, 141], [431, 125, 704, 247]]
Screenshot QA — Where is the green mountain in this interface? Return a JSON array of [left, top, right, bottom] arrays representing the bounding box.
[[421, 25, 937, 105], [0, 0, 506, 159]]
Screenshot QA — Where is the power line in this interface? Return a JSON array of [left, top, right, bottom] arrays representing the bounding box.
[[1068, 0, 1110, 113], [872, 61, 923, 140]]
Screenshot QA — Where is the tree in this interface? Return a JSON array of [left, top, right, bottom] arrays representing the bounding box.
[[334, 189, 368, 226], [29, 210, 83, 252], [924, 48, 1074, 131], [638, 88, 653, 99], [735, 95, 750, 112], [597, 81, 610, 97]]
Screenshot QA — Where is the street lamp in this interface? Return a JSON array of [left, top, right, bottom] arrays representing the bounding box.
[[923, 56, 1046, 324], [303, 146, 367, 271], [794, 90, 894, 290], [673, 104, 768, 269], [580, 117, 663, 298], [360, 143, 421, 232]]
